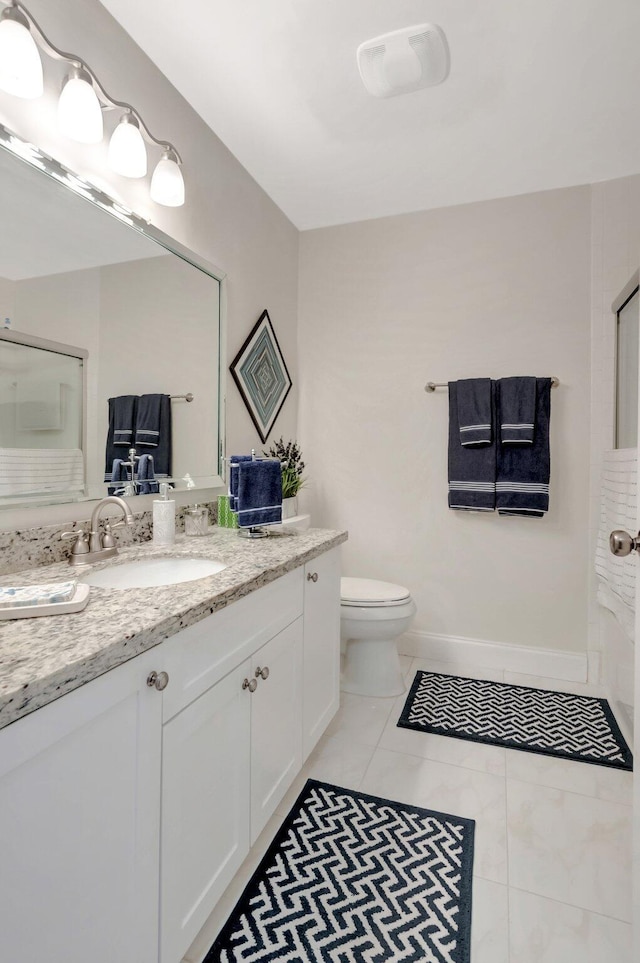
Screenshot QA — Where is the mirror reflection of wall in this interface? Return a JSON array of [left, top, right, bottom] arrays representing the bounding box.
[[0, 134, 223, 510]]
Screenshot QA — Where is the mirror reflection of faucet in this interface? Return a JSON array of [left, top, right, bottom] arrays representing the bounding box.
[[61, 495, 135, 566]]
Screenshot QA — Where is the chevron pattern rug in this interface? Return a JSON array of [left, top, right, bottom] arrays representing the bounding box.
[[398, 671, 633, 770], [205, 779, 475, 963]]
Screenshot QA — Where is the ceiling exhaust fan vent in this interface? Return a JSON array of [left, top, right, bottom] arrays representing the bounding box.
[[357, 23, 450, 99]]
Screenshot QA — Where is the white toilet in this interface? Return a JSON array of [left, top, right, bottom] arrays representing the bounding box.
[[340, 577, 417, 697]]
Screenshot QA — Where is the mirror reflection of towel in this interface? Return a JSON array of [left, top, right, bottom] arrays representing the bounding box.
[[135, 394, 172, 477]]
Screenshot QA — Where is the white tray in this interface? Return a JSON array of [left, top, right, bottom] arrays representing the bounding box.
[[0, 583, 90, 620]]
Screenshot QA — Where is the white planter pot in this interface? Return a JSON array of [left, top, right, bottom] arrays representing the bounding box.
[[282, 496, 298, 519]]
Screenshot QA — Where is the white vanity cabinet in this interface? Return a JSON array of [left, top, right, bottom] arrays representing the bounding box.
[[302, 548, 341, 759], [0, 647, 163, 963]]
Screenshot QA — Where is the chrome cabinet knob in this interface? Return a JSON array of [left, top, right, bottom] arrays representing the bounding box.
[[307, 572, 318, 582], [147, 670, 169, 691], [242, 677, 258, 692], [255, 666, 270, 680], [609, 530, 640, 557]]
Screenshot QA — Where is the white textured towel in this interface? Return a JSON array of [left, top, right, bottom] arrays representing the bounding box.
[[0, 447, 84, 497], [595, 449, 637, 640]]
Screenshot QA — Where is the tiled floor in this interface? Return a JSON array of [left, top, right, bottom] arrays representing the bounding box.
[[184, 655, 633, 963]]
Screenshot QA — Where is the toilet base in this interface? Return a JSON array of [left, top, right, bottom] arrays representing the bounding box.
[[341, 636, 406, 698]]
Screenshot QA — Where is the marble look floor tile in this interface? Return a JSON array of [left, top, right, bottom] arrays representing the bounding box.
[[471, 879, 509, 963], [508, 888, 632, 963], [505, 748, 633, 804], [275, 731, 375, 816], [503, 671, 605, 699], [325, 691, 396, 746], [360, 747, 508, 884], [183, 812, 284, 963], [378, 694, 506, 776], [409, 657, 505, 684], [398, 654, 414, 681], [507, 779, 632, 921]]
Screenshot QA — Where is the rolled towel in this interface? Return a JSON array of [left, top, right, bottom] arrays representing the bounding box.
[[108, 457, 127, 496], [138, 453, 159, 495], [456, 378, 493, 446], [228, 454, 254, 513], [236, 459, 283, 528], [496, 378, 551, 517], [498, 377, 536, 444], [448, 381, 496, 511], [0, 580, 77, 609]]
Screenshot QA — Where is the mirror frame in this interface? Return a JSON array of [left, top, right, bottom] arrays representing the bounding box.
[[0, 122, 227, 507]]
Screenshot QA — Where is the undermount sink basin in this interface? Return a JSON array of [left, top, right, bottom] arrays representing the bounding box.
[[82, 557, 227, 589]]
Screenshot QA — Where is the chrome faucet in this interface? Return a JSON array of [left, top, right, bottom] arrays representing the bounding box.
[[62, 495, 135, 566]]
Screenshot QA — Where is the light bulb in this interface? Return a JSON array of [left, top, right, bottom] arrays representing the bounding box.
[[0, 6, 43, 99], [108, 113, 147, 178], [58, 66, 103, 144], [150, 149, 185, 207]]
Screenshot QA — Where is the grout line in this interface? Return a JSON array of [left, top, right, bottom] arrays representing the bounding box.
[[507, 884, 633, 926], [506, 773, 634, 809]]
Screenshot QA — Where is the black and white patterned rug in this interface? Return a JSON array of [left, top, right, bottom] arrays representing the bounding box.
[[398, 671, 633, 770], [205, 779, 475, 963]]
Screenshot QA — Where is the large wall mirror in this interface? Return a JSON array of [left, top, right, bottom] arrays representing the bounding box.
[[0, 127, 224, 510]]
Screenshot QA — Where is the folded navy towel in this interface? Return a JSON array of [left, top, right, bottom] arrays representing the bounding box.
[[448, 381, 496, 511], [137, 453, 159, 495], [457, 378, 493, 446], [135, 394, 172, 477], [496, 378, 551, 517], [108, 457, 127, 496], [498, 377, 536, 444], [229, 455, 254, 513], [237, 459, 283, 528], [104, 395, 138, 481]]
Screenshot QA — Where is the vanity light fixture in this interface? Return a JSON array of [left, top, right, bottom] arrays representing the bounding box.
[[0, 0, 184, 206]]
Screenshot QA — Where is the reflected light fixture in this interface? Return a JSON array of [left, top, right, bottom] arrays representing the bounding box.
[[108, 113, 147, 178], [0, 4, 43, 98], [0, 1, 184, 206]]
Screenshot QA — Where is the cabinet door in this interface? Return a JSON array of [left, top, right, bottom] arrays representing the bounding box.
[[160, 660, 252, 963], [250, 617, 303, 842], [303, 546, 342, 759], [0, 650, 162, 963]]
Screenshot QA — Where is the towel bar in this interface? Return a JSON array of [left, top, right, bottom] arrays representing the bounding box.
[[425, 377, 560, 393]]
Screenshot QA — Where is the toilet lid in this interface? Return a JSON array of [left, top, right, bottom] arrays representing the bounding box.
[[341, 577, 411, 606]]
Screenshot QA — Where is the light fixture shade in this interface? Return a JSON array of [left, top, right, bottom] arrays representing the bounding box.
[[0, 12, 43, 99], [150, 150, 185, 207], [58, 67, 103, 144], [108, 114, 147, 178]]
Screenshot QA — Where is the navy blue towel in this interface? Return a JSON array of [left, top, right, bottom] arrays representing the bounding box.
[[104, 395, 138, 481], [135, 394, 172, 477], [498, 377, 536, 444], [496, 378, 551, 517], [456, 378, 493, 446], [448, 381, 496, 511], [229, 455, 254, 513], [137, 453, 159, 495], [107, 457, 127, 496], [237, 459, 283, 528]]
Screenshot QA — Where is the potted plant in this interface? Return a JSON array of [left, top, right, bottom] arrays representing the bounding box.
[[264, 437, 306, 518]]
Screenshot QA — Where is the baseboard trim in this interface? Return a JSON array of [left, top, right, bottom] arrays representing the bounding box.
[[398, 629, 587, 683]]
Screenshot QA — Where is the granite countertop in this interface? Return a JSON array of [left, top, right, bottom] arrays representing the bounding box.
[[0, 526, 347, 731]]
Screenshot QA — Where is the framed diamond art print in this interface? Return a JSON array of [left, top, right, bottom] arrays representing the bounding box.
[[230, 309, 292, 443]]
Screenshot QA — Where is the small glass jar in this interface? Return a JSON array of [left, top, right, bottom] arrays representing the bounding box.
[[184, 505, 208, 537]]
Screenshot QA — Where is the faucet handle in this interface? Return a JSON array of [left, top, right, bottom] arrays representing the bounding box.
[[60, 530, 90, 556]]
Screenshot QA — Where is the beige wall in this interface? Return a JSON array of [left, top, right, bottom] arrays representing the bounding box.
[[299, 187, 591, 654], [589, 174, 640, 734], [0, 0, 298, 529]]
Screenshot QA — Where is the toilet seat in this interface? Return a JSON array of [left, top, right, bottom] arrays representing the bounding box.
[[340, 577, 411, 608]]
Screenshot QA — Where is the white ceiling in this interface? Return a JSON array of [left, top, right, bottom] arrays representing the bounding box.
[[101, 0, 640, 230]]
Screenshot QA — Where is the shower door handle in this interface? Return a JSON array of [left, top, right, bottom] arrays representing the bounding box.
[[609, 529, 640, 557]]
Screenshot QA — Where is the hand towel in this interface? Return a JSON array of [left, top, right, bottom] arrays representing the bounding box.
[[135, 394, 172, 477], [498, 377, 537, 444], [496, 377, 551, 517], [236, 459, 283, 527], [448, 381, 496, 511], [108, 457, 127, 496], [456, 378, 493, 446], [0, 447, 84, 497], [104, 394, 138, 481], [137, 453, 159, 495], [229, 454, 254, 513]]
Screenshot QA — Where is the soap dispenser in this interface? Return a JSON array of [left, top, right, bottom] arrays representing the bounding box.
[[153, 482, 175, 547]]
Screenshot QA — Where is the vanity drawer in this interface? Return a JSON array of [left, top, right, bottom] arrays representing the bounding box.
[[161, 568, 303, 722]]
